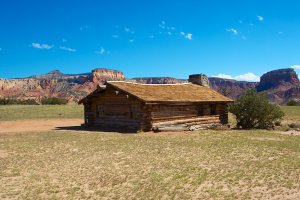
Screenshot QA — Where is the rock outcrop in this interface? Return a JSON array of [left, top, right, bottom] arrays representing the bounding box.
[[0, 68, 125, 102], [256, 68, 300, 104], [257, 68, 299, 91], [91, 68, 125, 84]]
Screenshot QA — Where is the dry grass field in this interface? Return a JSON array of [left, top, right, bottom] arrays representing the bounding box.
[[281, 106, 300, 123], [0, 105, 300, 199], [0, 105, 83, 121]]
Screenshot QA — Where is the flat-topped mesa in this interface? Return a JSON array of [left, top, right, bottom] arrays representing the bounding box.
[[257, 68, 300, 91], [91, 68, 125, 84], [188, 74, 210, 88]]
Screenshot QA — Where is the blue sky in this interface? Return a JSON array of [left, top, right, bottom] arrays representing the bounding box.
[[0, 0, 300, 81]]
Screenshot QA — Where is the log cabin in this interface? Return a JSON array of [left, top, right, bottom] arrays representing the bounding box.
[[79, 74, 233, 132]]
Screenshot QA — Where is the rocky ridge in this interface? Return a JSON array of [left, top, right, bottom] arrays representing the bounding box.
[[0, 68, 299, 104], [0, 68, 125, 102]]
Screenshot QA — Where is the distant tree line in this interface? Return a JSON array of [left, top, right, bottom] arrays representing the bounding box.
[[41, 97, 68, 105], [0, 98, 38, 105], [286, 99, 299, 106], [0, 97, 68, 105]]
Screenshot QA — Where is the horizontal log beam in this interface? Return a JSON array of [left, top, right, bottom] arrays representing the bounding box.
[[153, 116, 220, 126]]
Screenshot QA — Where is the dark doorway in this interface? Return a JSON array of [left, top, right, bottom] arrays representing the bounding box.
[[210, 104, 216, 115]]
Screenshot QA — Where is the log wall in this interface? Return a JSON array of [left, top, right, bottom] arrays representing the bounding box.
[[145, 103, 229, 131], [146, 103, 227, 123], [84, 87, 144, 131]]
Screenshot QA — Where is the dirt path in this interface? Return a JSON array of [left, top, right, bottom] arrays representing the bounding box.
[[0, 119, 84, 133]]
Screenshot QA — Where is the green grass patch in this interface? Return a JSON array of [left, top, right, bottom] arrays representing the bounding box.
[[0, 105, 83, 121]]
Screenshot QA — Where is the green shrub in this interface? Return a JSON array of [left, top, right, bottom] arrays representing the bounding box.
[[229, 89, 285, 129], [41, 97, 68, 105], [286, 99, 299, 106]]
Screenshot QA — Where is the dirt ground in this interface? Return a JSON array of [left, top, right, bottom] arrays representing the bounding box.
[[1, 119, 300, 136], [0, 119, 84, 133]]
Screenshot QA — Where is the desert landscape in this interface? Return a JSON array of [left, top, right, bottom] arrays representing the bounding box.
[[1, 1, 300, 199], [0, 105, 300, 199]]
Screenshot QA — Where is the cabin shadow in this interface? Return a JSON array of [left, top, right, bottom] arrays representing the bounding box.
[[54, 125, 139, 134]]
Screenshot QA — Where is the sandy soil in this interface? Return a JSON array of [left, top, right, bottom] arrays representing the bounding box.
[[0, 119, 84, 133], [276, 130, 300, 136]]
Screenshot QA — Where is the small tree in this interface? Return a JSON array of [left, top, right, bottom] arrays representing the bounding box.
[[229, 89, 284, 129], [286, 99, 299, 106]]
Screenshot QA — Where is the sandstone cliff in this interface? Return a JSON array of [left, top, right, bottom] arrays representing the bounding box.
[[209, 78, 258, 99], [0, 68, 125, 102], [256, 68, 300, 104], [257, 68, 299, 91]]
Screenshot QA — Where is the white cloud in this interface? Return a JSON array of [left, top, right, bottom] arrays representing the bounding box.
[[214, 72, 260, 82], [257, 15, 264, 21], [185, 33, 193, 40], [180, 32, 192, 40], [291, 65, 300, 70], [32, 43, 54, 49], [80, 25, 91, 31], [159, 24, 165, 29], [96, 47, 105, 55], [159, 21, 166, 29], [124, 27, 134, 34], [159, 21, 176, 35], [226, 28, 238, 35], [235, 73, 260, 82], [60, 46, 76, 52], [214, 74, 233, 79]]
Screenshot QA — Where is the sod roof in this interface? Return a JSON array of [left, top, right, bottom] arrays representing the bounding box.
[[105, 81, 233, 103]]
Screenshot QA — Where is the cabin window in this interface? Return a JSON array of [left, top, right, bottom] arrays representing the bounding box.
[[130, 104, 139, 119], [210, 104, 217, 115], [96, 105, 104, 118]]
